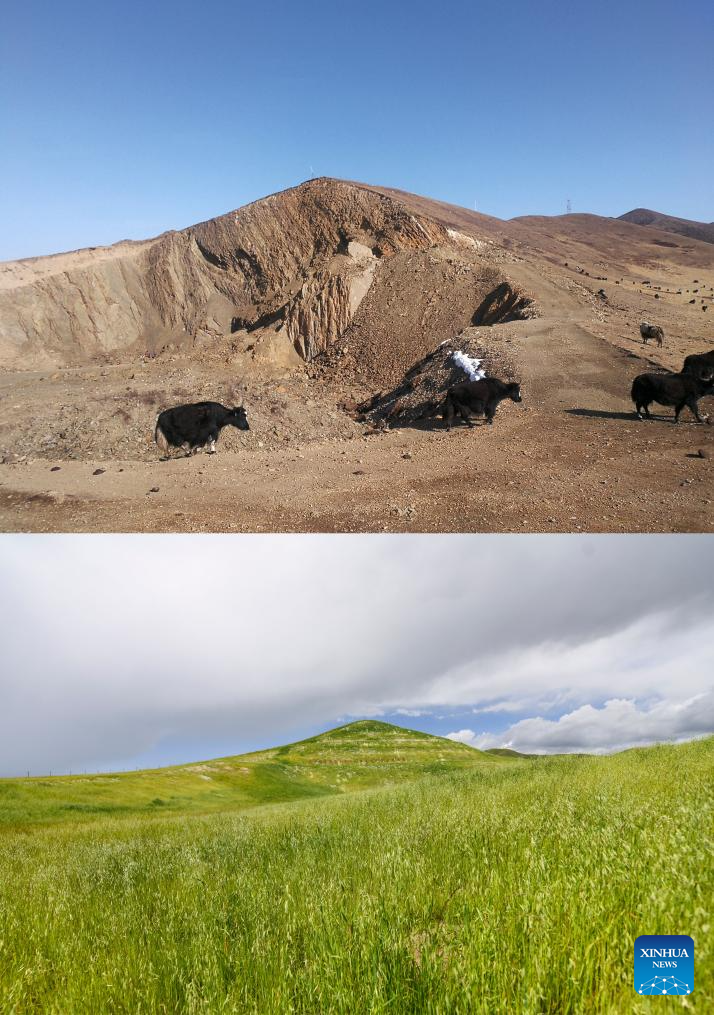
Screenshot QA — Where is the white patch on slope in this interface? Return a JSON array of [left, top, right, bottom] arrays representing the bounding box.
[[447, 228, 483, 250], [348, 259, 378, 316], [346, 240, 374, 262], [451, 350, 486, 381]]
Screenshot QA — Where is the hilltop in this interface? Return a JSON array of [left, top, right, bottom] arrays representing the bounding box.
[[619, 207, 714, 246], [485, 747, 532, 758], [0, 178, 532, 375], [0, 720, 500, 827], [1, 178, 713, 533]]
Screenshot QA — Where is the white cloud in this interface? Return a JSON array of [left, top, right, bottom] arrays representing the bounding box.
[[445, 729, 478, 745], [451, 692, 714, 754]]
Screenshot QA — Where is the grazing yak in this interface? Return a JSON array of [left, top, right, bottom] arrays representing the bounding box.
[[640, 322, 664, 346], [631, 372, 714, 424], [155, 401, 249, 457], [442, 378, 522, 430], [682, 349, 714, 379]]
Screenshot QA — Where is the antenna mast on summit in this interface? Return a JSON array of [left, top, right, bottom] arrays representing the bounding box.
[[566, 198, 572, 214]]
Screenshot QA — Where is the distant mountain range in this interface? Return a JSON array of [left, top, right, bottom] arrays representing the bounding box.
[[618, 208, 714, 246]]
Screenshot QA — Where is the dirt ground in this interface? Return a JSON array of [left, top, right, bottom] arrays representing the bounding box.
[[1, 185, 712, 533]]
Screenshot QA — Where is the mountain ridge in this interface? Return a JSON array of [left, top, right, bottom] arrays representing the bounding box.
[[618, 207, 714, 245], [4, 177, 714, 372]]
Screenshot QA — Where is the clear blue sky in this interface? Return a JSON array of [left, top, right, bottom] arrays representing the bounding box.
[[1, 0, 712, 260]]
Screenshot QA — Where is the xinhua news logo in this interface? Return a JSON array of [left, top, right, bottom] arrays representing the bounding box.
[[634, 935, 694, 995]]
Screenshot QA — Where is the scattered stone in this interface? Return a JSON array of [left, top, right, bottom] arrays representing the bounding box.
[[92, 468, 105, 476], [148, 487, 160, 493], [50, 466, 61, 472], [402, 452, 413, 460], [697, 449, 709, 459]]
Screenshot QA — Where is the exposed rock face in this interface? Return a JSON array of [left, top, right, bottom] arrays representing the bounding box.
[[127, 179, 452, 361], [283, 243, 378, 360], [0, 241, 163, 367], [0, 178, 534, 374], [284, 273, 352, 361]]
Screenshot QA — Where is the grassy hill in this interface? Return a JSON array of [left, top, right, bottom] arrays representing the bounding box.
[[0, 720, 502, 828], [485, 746, 530, 758], [0, 727, 711, 1013]]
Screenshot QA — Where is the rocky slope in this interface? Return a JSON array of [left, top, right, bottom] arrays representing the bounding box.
[[0, 179, 535, 375]]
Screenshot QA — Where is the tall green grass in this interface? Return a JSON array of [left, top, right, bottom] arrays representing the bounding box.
[[0, 737, 711, 1013]]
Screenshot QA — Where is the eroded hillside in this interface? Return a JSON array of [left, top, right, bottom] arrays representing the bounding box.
[[1, 178, 713, 533], [0, 179, 534, 376]]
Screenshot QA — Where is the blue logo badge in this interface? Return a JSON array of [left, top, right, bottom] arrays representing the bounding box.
[[634, 935, 694, 995]]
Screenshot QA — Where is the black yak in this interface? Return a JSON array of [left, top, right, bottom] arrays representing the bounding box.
[[442, 378, 522, 430], [631, 373, 713, 424], [155, 402, 250, 457]]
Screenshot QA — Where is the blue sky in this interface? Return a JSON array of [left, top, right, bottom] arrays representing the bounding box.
[[1, 0, 712, 260], [1, 535, 712, 775]]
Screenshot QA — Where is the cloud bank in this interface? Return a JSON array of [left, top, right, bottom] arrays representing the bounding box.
[[1, 534, 712, 774], [447, 691, 714, 754]]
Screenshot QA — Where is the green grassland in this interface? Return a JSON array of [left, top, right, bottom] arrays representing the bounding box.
[[0, 722, 711, 1013], [0, 721, 499, 829]]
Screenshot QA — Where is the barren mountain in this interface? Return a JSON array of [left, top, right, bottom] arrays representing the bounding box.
[[618, 208, 714, 246], [0, 178, 534, 375], [0, 178, 712, 533]]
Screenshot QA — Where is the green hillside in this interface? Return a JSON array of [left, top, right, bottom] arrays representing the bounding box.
[[485, 746, 530, 758], [0, 720, 503, 828], [0, 735, 711, 1014]]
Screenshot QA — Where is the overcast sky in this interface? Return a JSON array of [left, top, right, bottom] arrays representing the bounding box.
[[1, 534, 712, 776]]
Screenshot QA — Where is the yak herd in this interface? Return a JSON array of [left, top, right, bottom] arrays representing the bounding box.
[[153, 324, 714, 458]]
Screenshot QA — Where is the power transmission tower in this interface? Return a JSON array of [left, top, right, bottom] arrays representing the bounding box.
[[566, 199, 572, 214]]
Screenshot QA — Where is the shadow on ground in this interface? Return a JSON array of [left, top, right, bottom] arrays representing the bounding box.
[[566, 408, 642, 421]]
